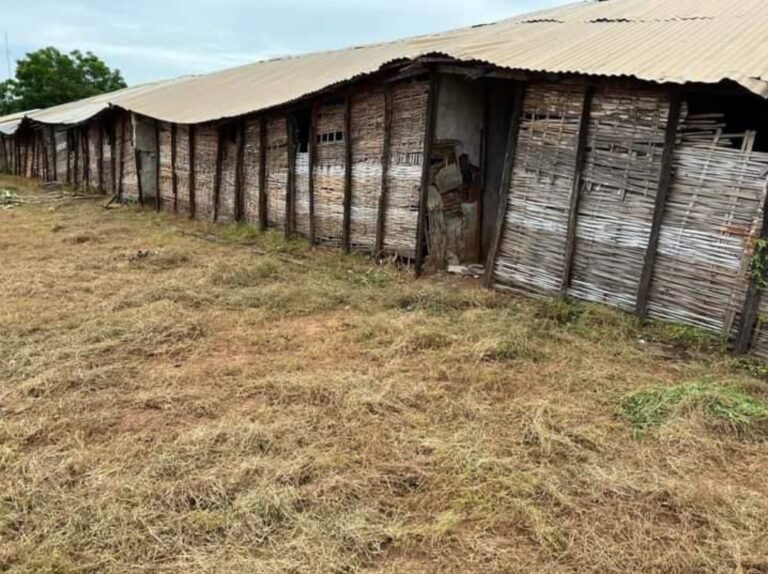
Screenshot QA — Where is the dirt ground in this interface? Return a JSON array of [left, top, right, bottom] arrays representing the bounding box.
[[1, 176, 767, 573]]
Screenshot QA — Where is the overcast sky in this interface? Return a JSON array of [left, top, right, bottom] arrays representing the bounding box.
[[1, 0, 571, 85]]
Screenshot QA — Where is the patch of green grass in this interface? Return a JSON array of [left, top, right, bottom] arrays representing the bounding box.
[[658, 323, 722, 352], [210, 259, 281, 287], [535, 298, 583, 325], [619, 380, 768, 432]]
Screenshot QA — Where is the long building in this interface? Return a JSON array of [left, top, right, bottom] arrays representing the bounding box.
[[4, 0, 768, 357]]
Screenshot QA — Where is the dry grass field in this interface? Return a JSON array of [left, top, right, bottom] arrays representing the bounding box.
[[1, 175, 768, 573]]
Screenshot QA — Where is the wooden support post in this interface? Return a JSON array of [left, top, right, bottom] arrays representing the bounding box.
[[171, 123, 178, 213], [286, 115, 296, 238], [258, 116, 267, 231], [560, 86, 595, 296], [734, 189, 768, 354], [414, 73, 439, 277], [189, 124, 197, 219], [73, 131, 79, 189], [234, 121, 246, 222], [342, 96, 353, 252], [375, 87, 393, 258], [154, 120, 161, 211], [213, 125, 224, 221], [635, 91, 682, 319], [109, 122, 115, 195], [83, 128, 91, 190], [484, 82, 527, 288], [308, 105, 318, 245], [98, 124, 105, 193], [118, 120, 125, 200], [135, 148, 143, 204]]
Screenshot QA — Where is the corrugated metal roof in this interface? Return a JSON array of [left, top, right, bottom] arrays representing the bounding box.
[[0, 110, 34, 135], [23, 0, 768, 126]]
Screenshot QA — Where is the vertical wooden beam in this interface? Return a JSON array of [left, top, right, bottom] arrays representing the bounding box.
[[374, 86, 393, 258], [66, 131, 71, 184], [476, 81, 490, 263], [98, 123, 105, 193], [118, 120, 125, 200], [286, 115, 296, 238], [484, 82, 527, 288], [414, 73, 440, 277], [234, 120, 246, 222], [734, 190, 768, 354], [171, 123, 178, 214], [109, 121, 116, 195], [308, 105, 318, 245], [134, 148, 143, 204], [188, 124, 197, 219], [342, 95, 353, 252], [154, 120, 161, 211], [213, 125, 224, 222], [73, 131, 79, 189], [258, 116, 267, 231], [635, 91, 682, 319], [83, 127, 91, 190], [560, 86, 595, 297]]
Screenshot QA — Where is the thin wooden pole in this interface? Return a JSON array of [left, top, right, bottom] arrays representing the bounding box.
[[374, 86, 393, 259], [171, 123, 178, 214], [118, 120, 125, 200], [213, 125, 224, 221], [560, 86, 595, 296], [109, 121, 116, 195], [154, 120, 161, 211], [258, 116, 267, 231], [235, 120, 246, 222], [308, 105, 318, 245], [98, 123, 105, 193], [415, 73, 439, 277], [484, 82, 527, 288], [635, 91, 682, 319], [188, 124, 197, 219], [286, 115, 296, 238], [83, 127, 90, 190], [342, 95, 353, 252]]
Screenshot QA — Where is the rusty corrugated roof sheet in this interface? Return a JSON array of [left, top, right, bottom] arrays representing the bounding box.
[[24, 0, 768, 126], [0, 110, 36, 135]]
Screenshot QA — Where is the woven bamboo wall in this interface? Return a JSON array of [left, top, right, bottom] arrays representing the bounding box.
[[88, 122, 101, 192], [265, 116, 288, 229], [218, 131, 238, 223], [0, 136, 7, 172], [295, 150, 311, 237], [313, 103, 346, 245], [242, 119, 261, 226], [101, 123, 114, 195], [174, 125, 192, 216], [568, 89, 670, 310], [492, 83, 586, 295], [350, 88, 386, 253], [648, 140, 768, 334], [383, 80, 429, 257], [118, 116, 139, 202], [193, 124, 218, 220], [158, 122, 174, 209], [55, 129, 67, 183]]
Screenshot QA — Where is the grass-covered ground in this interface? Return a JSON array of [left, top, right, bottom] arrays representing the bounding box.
[[1, 175, 768, 573]]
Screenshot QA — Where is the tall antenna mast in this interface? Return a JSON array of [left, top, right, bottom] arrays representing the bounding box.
[[4, 32, 10, 79]]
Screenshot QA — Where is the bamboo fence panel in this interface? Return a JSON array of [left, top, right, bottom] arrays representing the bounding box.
[[158, 121, 174, 209], [383, 80, 429, 257], [568, 89, 670, 310], [265, 115, 288, 229], [120, 117, 139, 202], [55, 129, 67, 183], [193, 124, 218, 220], [349, 88, 386, 253], [294, 150, 311, 237], [174, 125, 191, 216], [88, 122, 101, 191], [242, 119, 261, 226], [218, 135, 238, 223], [101, 124, 113, 195], [314, 102, 346, 245], [648, 133, 768, 334], [493, 83, 586, 295]]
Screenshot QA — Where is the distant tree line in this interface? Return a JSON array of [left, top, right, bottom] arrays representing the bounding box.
[[0, 47, 127, 115]]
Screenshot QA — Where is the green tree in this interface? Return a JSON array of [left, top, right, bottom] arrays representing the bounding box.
[[0, 47, 126, 115]]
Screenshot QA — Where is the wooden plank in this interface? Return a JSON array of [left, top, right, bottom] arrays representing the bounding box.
[[560, 86, 595, 296], [154, 120, 161, 211], [83, 127, 90, 190], [286, 115, 296, 238], [342, 95, 353, 252], [171, 123, 178, 213], [234, 120, 246, 222], [109, 121, 116, 195], [212, 125, 224, 222], [98, 123, 105, 193], [308, 105, 317, 244], [734, 194, 768, 353], [484, 82, 527, 288], [258, 116, 267, 231], [72, 131, 79, 188], [118, 120, 125, 200], [414, 73, 439, 277], [635, 91, 683, 319], [375, 86, 393, 259], [188, 124, 196, 219]]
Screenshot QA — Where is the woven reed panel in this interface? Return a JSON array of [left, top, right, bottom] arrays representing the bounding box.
[[101, 124, 114, 195], [568, 89, 670, 310], [648, 141, 768, 334], [158, 122, 174, 209], [193, 124, 218, 220], [55, 129, 67, 183], [120, 118, 139, 202], [493, 83, 586, 295], [383, 80, 429, 257], [88, 122, 101, 191], [242, 119, 261, 226], [218, 134, 238, 223], [350, 88, 385, 253], [314, 103, 346, 245], [294, 150, 311, 237], [174, 125, 191, 217], [265, 115, 288, 229]]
